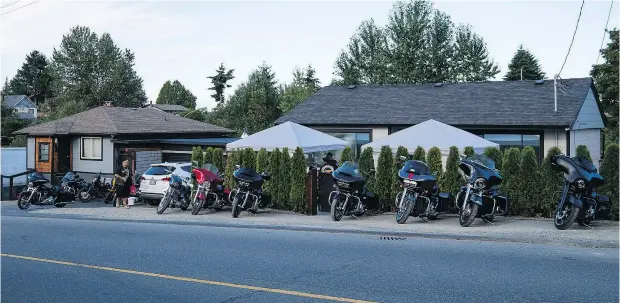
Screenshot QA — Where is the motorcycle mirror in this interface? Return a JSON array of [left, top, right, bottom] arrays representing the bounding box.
[[399, 156, 407, 161]]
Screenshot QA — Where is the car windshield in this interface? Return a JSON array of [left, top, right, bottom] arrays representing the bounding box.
[[202, 163, 219, 175], [335, 161, 362, 177], [468, 154, 496, 170], [144, 166, 173, 176], [402, 160, 431, 175]]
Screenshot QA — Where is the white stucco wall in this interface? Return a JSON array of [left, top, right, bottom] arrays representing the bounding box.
[[72, 137, 114, 174], [543, 129, 568, 157], [372, 127, 389, 141], [570, 129, 601, 167]]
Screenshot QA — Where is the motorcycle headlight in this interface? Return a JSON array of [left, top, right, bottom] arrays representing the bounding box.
[[474, 178, 486, 189], [575, 179, 587, 191], [28, 182, 33, 187], [404, 179, 417, 187], [204, 181, 210, 188]]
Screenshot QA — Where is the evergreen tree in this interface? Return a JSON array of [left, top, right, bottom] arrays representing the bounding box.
[[6, 50, 54, 105], [224, 151, 239, 189], [256, 148, 269, 173], [540, 146, 564, 217], [375, 146, 394, 210], [212, 148, 223, 171], [501, 147, 522, 214], [452, 24, 500, 82], [1, 102, 31, 139], [242, 148, 256, 170], [358, 147, 376, 192], [440, 146, 461, 196], [427, 147, 443, 178], [182, 109, 207, 122], [278, 148, 291, 209], [191, 147, 204, 168], [600, 143, 619, 220], [413, 146, 426, 163], [207, 63, 235, 104], [265, 148, 282, 207], [156, 80, 197, 109], [203, 147, 214, 165], [503, 45, 546, 81], [464, 146, 475, 157], [340, 146, 353, 162], [289, 147, 308, 214], [590, 29, 619, 144], [516, 147, 539, 216], [392, 146, 409, 200], [575, 145, 592, 160], [483, 146, 503, 170]]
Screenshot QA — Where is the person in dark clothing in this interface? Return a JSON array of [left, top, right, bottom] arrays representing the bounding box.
[[323, 152, 337, 167], [114, 159, 133, 208]]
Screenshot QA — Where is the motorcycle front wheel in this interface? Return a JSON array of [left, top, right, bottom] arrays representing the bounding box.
[[17, 193, 32, 210], [191, 193, 205, 215], [157, 191, 172, 214], [231, 195, 242, 218], [396, 197, 415, 224], [330, 194, 344, 221], [554, 201, 579, 230], [78, 189, 92, 202], [459, 202, 478, 227]]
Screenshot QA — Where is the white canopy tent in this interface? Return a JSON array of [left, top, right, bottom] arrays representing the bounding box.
[[361, 119, 499, 159], [226, 121, 350, 153]]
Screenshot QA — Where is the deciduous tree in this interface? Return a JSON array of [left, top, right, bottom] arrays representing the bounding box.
[[156, 80, 197, 109], [590, 29, 619, 144]]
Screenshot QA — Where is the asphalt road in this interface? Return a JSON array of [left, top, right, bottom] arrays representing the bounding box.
[[2, 216, 618, 303]]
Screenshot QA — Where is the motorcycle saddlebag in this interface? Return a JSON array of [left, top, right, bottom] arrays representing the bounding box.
[[493, 195, 510, 216], [596, 195, 612, 220], [363, 191, 380, 210], [438, 192, 455, 213]]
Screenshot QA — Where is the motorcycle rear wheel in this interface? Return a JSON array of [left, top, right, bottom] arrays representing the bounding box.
[[459, 202, 478, 227], [157, 191, 172, 214]]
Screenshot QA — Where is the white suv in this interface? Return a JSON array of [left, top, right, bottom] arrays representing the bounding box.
[[138, 162, 192, 203]]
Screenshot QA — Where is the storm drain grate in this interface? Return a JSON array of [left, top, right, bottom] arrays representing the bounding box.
[[379, 236, 407, 240]]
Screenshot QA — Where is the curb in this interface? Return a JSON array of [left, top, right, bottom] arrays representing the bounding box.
[[4, 212, 618, 248]]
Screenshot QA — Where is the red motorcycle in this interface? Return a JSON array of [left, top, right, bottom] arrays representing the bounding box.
[[190, 164, 228, 215]]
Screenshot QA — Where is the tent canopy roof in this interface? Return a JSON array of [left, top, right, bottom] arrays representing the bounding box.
[[361, 119, 498, 154], [226, 121, 349, 153]]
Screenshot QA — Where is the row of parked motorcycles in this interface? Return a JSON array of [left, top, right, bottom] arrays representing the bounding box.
[[155, 163, 272, 219], [328, 153, 612, 230]]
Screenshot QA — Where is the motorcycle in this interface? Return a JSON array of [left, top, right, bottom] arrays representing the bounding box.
[[229, 166, 271, 218], [78, 172, 110, 202], [550, 154, 610, 230], [394, 156, 452, 224], [455, 154, 509, 227], [190, 163, 227, 215], [103, 178, 117, 204], [61, 172, 89, 201], [17, 172, 75, 209], [329, 161, 376, 221], [156, 173, 192, 214]]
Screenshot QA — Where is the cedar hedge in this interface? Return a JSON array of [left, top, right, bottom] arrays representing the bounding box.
[[204, 147, 214, 165], [212, 148, 223, 171], [600, 143, 619, 220], [375, 145, 393, 211], [427, 147, 442, 178], [358, 147, 375, 192], [576, 145, 592, 160], [289, 147, 307, 214], [413, 146, 426, 163], [464, 146, 475, 157], [265, 148, 281, 208], [440, 146, 461, 196], [483, 147, 503, 171], [277, 148, 291, 210], [391, 146, 409, 202], [256, 148, 269, 173], [516, 146, 539, 217], [340, 146, 353, 162]]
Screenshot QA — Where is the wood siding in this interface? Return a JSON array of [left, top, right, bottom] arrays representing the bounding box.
[[34, 137, 52, 173]]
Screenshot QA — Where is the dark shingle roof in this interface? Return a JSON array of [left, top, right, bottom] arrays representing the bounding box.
[[275, 78, 595, 127], [14, 106, 232, 136], [150, 104, 188, 112]]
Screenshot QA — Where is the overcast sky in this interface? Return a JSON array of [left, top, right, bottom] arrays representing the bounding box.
[[1, 0, 618, 110]]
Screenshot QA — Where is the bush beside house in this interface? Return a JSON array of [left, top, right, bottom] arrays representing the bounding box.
[[539, 146, 563, 217], [277, 148, 291, 209], [501, 147, 521, 214], [440, 146, 461, 196], [265, 148, 281, 207], [516, 146, 539, 217], [464, 146, 475, 157], [212, 148, 223, 171], [224, 150, 239, 189], [484, 147, 503, 170], [600, 144, 619, 220], [256, 148, 269, 173], [391, 146, 409, 201], [413, 146, 426, 163], [427, 147, 442, 178], [242, 148, 256, 170], [375, 146, 393, 211], [204, 147, 214, 165], [358, 147, 375, 192], [576, 145, 592, 160], [340, 146, 352, 162], [289, 147, 307, 214]]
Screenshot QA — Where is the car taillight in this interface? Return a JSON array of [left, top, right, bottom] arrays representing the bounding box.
[[162, 177, 171, 181]]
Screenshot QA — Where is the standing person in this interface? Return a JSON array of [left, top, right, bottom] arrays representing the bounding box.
[[114, 159, 133, 209]]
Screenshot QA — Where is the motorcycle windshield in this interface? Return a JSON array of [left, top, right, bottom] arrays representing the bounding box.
[[334, 161, 362, 178], [202, 163, 219, 175], [29, 172, 48, 182], [62, 172, 76, 181], [467, 154, 496, 170], [401, 160, 431, 176], [572, 156, 597, 173]]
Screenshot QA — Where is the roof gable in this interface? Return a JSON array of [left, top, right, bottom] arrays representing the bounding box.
[[14, 97, 36, 108], [572, 87, 605, 130], [276, 78, 594, 127], [3, 95, 30, 107]]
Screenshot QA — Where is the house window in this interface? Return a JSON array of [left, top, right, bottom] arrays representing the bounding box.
[[28, 109, 34, 115], [481, 133, 541, 161], [322, 132, 371, 161], [38, 143, 49, 162], [81, 137, 102, 160]]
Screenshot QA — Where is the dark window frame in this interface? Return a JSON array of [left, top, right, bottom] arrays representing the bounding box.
[[80, 137, 104, 161], [313, 128, 373, 161], [38, 142, 50, 162]]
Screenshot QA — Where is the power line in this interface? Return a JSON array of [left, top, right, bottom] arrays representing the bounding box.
[[1, 0, 38, 15], [595, 0, 614, 65], [558, 0, 585, 77], [1, 0, 20, 9]]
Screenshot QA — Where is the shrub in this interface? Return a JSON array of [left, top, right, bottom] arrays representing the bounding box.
[[224, 150, 240, 189], [501, 147, 521, 213], [539, 146, 564, 217], [464, 146, 475, 157], [413, 146, 426, 163], [375, 146, 394, 211], [440, 146, 461, 196], [515, 146, 539, 217], [340, 146, 353, 162], [278, 148, 291, 209], [289, 147, 307, 214], [358, 147, 375, 192], [204, 147, 214, 165], [427, 147, 442, 178], [191, 146, 203, 168], [600, 143, 619, 220], [264, 148, 281, 207], [256, 148, 269, 173], [242, 148, 256, 170], [391, 146, 409, 200], [576, 145, 592, 160], [212, 148, 223, 171], [483, 147, 503, 171]]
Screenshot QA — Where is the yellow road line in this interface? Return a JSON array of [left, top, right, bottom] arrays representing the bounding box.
[[1, 253, 376, 303]]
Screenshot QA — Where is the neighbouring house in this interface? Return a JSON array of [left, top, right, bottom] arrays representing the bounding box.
[[3, 95, 37, 120], [142, 102, 188, 115], [14, 105, 234, 182], [275, 77, 606, 166]]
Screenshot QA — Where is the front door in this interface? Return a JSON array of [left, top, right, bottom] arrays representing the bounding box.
[[55, 137, 71, 174]]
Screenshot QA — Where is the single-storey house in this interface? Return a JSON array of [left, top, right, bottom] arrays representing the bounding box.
[[14, 105, 234, 182], [3, 95, 38, 120], [142, 102, 189, 115], [275, 77, 606, 166]]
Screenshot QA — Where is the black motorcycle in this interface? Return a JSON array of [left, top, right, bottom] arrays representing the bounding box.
[[229, 166, 271, 218], [394, 157, 452, 224], [17, 172, 74, 209], [78, 172, 109, 202], [329, 161, 376, 221], [455, 154, 509, 227], [550, 155, 610, 230], [157, 173, 192, 214], [61, 172, 88, 202]]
